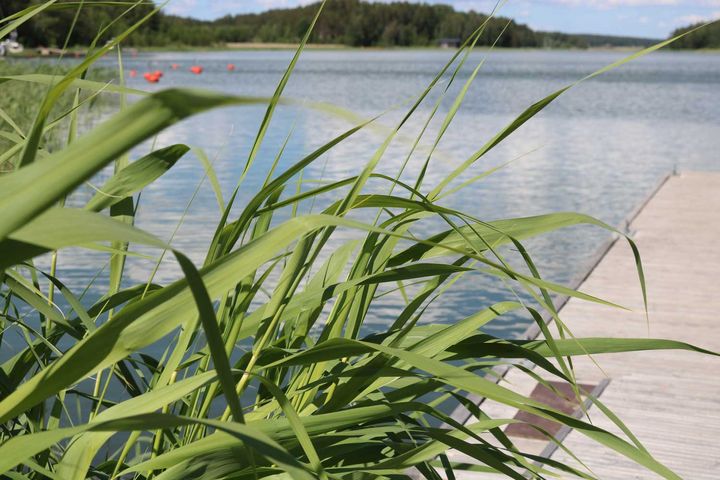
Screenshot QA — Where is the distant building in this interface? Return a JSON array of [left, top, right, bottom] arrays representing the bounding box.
[[0, 30, 24, 56], [438, 38, 461, 48]]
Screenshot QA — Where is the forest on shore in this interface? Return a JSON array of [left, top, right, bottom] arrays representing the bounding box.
[[670, 21, 720, 48], [2, 0, 714, 49]]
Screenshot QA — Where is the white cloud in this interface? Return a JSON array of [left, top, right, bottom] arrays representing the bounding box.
[[164, 0, 314, 17], [255, 0, 314, 9], [164, 0, 720, 15], [446, 0, 503, 11], [673, 10, 720, 24], [540, 0, 676, 7], [164, 0, 199, 16], [534, 0, 720, 6]]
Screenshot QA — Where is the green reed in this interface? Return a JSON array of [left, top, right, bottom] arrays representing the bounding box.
[[0, 2, 715, 479]]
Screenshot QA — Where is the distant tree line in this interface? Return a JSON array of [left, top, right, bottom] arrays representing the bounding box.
[[209, 0, 543, 48], [1, 0, 660, 49], [670, 21, 720, 48], [0, 1, 159, 48]]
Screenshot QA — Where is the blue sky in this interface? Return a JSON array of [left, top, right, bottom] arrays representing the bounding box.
[[163, 1, 720, 38]]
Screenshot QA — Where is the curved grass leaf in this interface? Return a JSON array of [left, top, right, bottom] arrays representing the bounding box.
[[85, 144, 189, 212]]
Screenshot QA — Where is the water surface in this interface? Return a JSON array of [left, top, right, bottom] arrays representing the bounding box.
[[55, 49, 720, 338]]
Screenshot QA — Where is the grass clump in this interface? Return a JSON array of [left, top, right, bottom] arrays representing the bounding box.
[[0, 2, 716, 479], [0, 59, 113, 171]]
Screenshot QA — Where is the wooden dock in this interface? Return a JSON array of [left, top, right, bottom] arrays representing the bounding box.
[[450, 172, 720, 479]]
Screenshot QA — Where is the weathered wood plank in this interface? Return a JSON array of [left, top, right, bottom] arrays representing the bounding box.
[[452, 172, 720, 479]]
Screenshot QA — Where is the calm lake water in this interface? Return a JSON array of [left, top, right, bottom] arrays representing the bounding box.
[[55, 49, 720, 338]]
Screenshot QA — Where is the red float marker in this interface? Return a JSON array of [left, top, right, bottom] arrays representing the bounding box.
[[143, 72, 161, 83], [171, 63, 179, 70], [190, 65, 203, 74], [129, 69, 137, 78], [153, 70, 164, 78], [227, 63, 236, 71]]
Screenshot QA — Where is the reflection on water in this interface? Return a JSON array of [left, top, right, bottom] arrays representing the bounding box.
[[46, 49, 720, 341]]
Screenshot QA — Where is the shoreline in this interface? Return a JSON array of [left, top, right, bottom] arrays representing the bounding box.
[[137, 43, 698, 52], [4, 43, 719, 59], [126, 44, 720, 54]]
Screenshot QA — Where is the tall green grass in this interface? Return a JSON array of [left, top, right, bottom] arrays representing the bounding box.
[[0, 61, 112, 171], [0, 2, 716, 479]]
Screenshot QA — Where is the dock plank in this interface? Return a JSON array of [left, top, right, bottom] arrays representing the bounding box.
[[452, 172, 720, 479]]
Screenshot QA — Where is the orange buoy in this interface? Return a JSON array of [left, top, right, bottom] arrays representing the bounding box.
[[153, 70, 164, 78], [143, 72, 161, 83], [190, 65, 203, 75], [129, 69, 137, 78], [171, 63, 179, 70], [227, 63, 236, 71]]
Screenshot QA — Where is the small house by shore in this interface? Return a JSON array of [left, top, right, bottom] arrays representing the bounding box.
[[0, 30, 23, 56], [437, 38, 461, 48]]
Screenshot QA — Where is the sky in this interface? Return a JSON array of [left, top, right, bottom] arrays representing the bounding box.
[[163, 0, 720, 38]]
